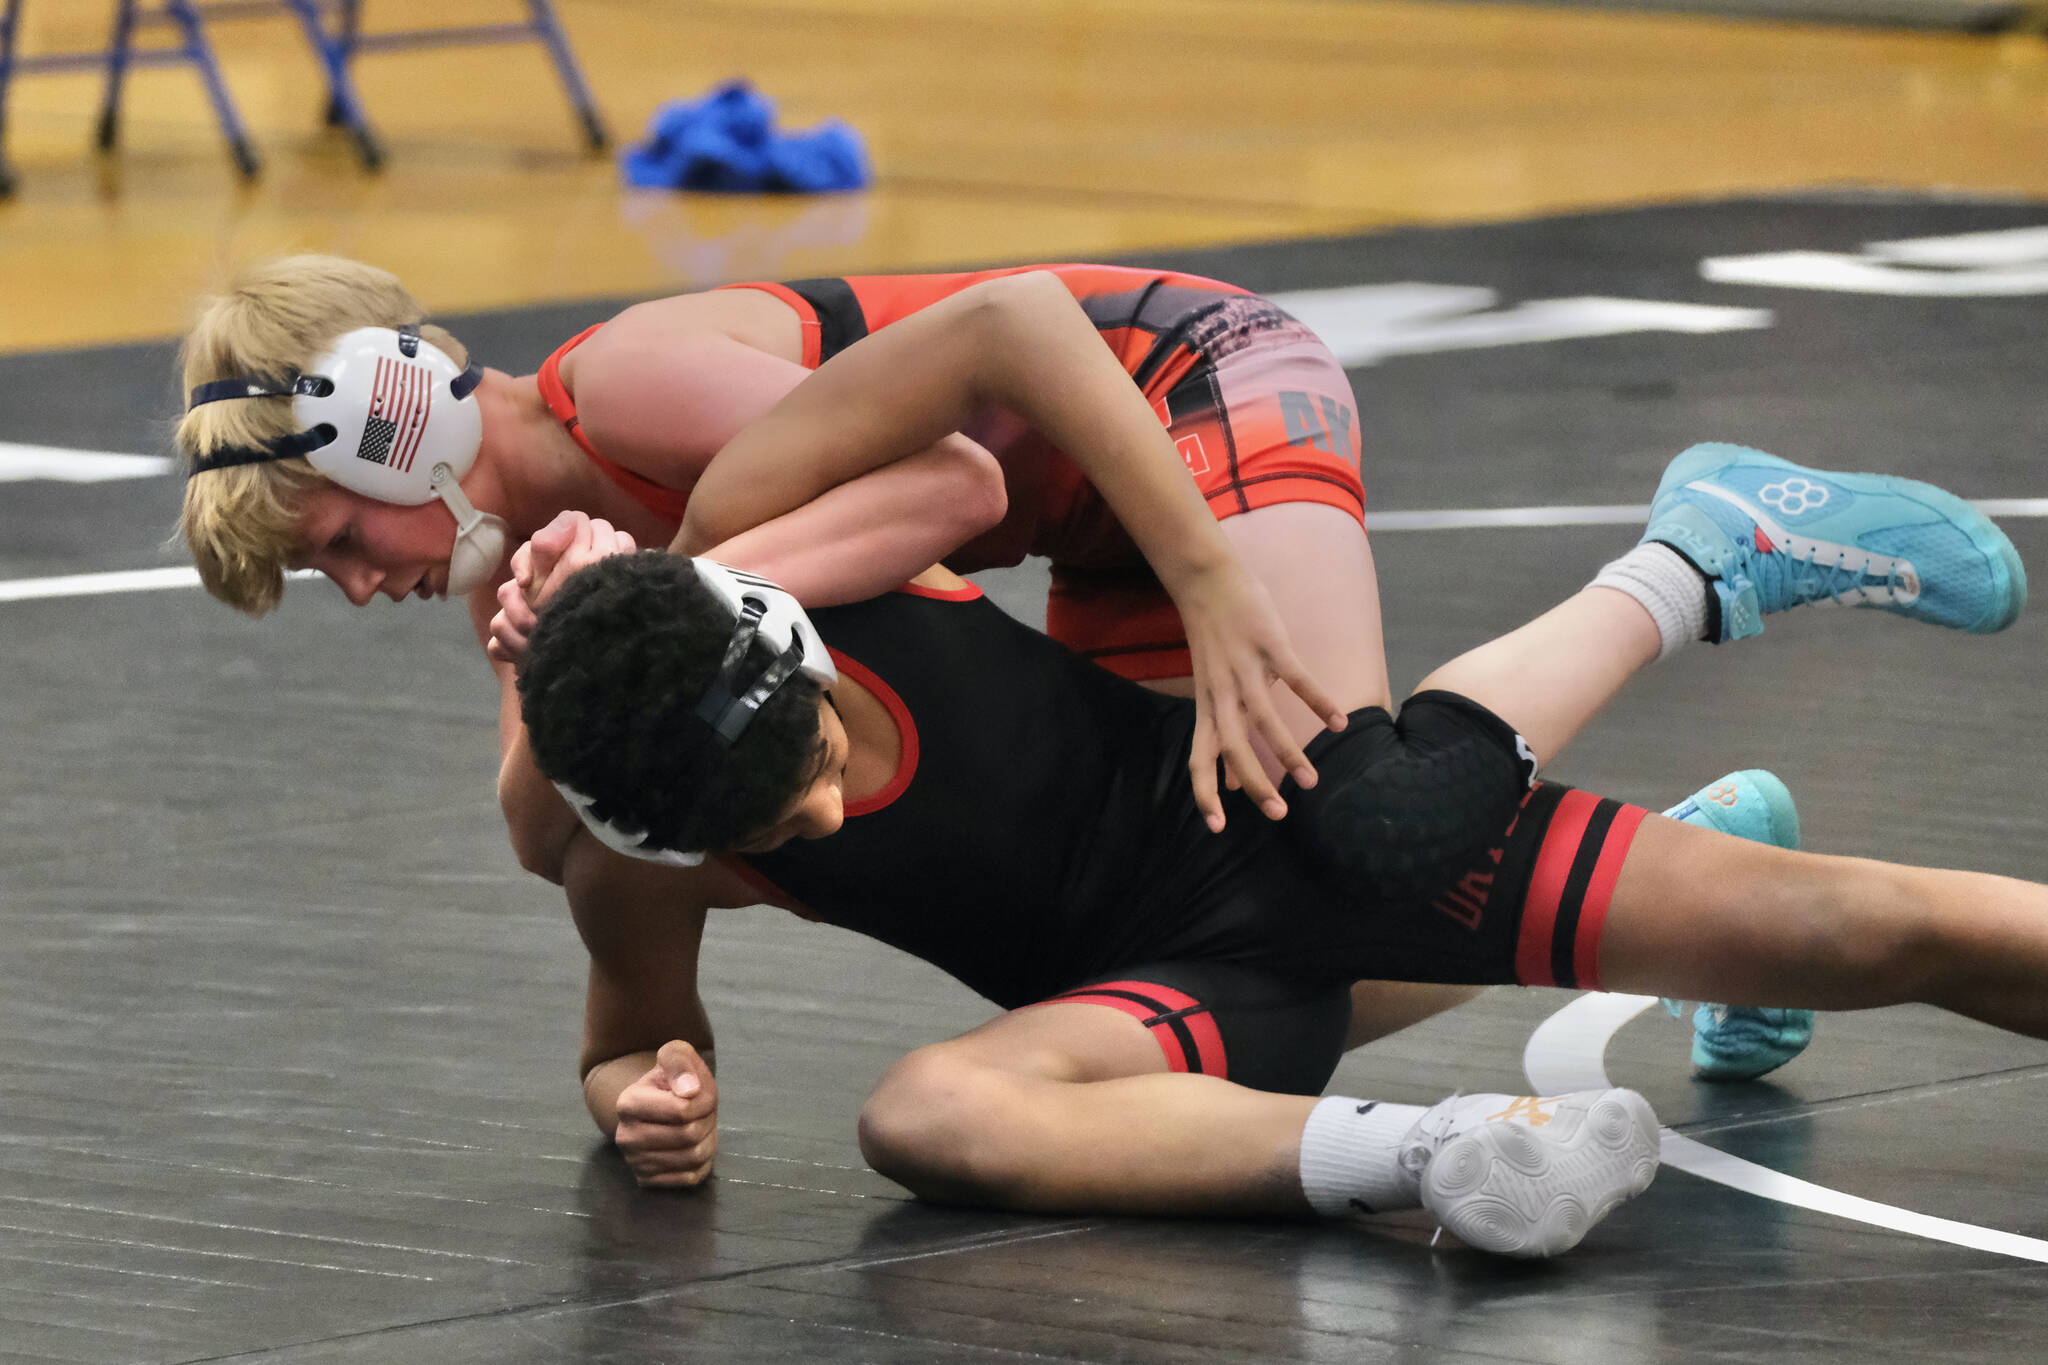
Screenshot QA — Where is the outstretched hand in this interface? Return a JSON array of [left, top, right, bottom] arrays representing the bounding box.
[[1177, 560, 1348, 833], [612, 1040, 719, 1188], [487, 511, 639, 667]]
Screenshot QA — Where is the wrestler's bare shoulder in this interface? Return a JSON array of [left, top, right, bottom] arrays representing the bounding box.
[[571, 289, 807, 378], [558, 290, 816, 478]]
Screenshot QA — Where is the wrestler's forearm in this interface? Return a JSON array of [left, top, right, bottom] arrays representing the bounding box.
[[581, 1051, 659, 1135], [684, 440, 1004, 606], [676, 428, 1003, 567], [482, 646, 582, 880], [962, 271, 1239, 596], [497, 728, 580, 882], [684, 271, 1236, 593]]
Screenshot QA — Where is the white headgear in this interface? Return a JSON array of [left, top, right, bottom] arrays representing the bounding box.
[[187, 324, 509, 595], [553, 558, 838, 866]]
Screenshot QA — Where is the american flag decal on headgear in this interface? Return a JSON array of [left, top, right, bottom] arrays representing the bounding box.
[[357, 356, 434, 472]]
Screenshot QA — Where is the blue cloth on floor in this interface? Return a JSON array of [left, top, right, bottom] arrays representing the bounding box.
[[622, 81, 871, 193]]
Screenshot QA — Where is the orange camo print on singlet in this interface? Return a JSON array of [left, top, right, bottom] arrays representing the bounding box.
[[544, 266, 1369, 682]]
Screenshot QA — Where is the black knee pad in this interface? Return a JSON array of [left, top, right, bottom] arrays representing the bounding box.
[[1283, 690, 1535, 909]]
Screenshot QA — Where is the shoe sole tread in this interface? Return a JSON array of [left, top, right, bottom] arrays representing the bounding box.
[[1422, 1090, 1660, 1258]]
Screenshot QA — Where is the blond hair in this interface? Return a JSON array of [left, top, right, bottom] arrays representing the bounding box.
[[175, 255, 468, 614]]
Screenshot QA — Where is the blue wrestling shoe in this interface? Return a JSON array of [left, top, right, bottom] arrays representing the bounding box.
[[1660, 770, 1815, 1082], [1642, 443, 2026, 641], [1661, 768, 1799, 851], [1685, 1004, 1815, 1083]]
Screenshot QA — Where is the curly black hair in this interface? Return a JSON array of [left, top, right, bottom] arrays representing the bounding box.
[[517, 551, 827, 854]]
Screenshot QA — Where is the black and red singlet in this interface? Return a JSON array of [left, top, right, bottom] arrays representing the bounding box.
[[733, 583, 1352, 1010], [733, 586, 1651, 1010]]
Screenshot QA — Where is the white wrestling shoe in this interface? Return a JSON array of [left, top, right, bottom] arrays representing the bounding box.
[[1402, 1089, 1661, 1258]]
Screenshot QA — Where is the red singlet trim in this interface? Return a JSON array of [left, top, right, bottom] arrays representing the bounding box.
[[1571, 803, 1648, 992], [895, 581, 983, 602], [1038, 980, 1228, 1077], [535, 324, 690, 524], [718, 856, 815, 919], [1515, 789, 1599, 988], [714, 282, 824, 369], [828, 649, 919, 816]]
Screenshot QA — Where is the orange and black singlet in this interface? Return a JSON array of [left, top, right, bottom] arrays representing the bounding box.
[[719, 266, 1369, 681], [535, 324, 690, 525], [720, 264, 1255, 399], [539, 266, 1369, 682]]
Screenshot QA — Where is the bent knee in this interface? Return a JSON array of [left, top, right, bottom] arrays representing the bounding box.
[[1813, 858, 1956, 994], [858, 1046, 1033, 1205], [1726, 853, 1946, 1001]]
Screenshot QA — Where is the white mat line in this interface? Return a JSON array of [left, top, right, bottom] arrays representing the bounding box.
[[0, 566, 323, 603], [1366, 505, 1650, 530], [8, 496, 2048, 603], [1524, 993, 2048, 1265], [10, 435, 2048, 526], [0, 566, 201, 601], [1364, 497, 2048, 532], [0, 443, 172, 482]]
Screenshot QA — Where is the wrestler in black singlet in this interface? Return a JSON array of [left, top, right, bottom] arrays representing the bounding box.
[[741, 585, 1354, 1010], [736, 586, 1647, 1095]]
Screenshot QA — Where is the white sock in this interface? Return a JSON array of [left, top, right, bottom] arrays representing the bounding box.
[[1297, 1096, 1429, 1217], [1590, 543, 1710, 660]]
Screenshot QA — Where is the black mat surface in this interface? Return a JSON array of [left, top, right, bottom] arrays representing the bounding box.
[[5, 192, 2048, 1362]]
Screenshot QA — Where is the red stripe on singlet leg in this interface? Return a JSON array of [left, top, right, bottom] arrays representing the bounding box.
[[1036, 981, 1222, 1076], [1178, 1011, 1227, 1079], [1040, 991, 1187, 1069], [1516, 789, 1600, 987], [1570, 803, 1649, 992], [1068, 981, 1200, 1012]]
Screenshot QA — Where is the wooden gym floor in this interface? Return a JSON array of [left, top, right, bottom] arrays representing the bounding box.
[[1, 0, 2047, 353], [2, 3, 2046, 1362]]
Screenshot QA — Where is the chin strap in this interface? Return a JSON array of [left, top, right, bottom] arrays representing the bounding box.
[[431, 463, 511, 595]]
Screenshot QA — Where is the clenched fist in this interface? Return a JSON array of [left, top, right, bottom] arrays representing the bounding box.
[[613, 1040, 718, 1188]]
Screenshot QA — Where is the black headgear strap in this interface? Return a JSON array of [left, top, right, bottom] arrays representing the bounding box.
[[629, 596, 812, 849], [694, 597, 810, 745], [187, 426, 336, 476], [187, 373, 332, 407], [183, 324, 480, 477]]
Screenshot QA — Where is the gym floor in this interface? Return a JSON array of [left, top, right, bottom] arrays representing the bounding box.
[[3, 4, 2046, 1362]]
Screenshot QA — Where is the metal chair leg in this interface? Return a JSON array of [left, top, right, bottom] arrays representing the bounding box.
[[94, 0, 140, 149], [525, 0, 609, 151], [322, 0, 359, 127], [0, 0, 20, 195], [281, 0, 382, 170], [168, 0, 258, 177]]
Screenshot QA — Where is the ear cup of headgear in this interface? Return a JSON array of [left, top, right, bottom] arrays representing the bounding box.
[[693, 559, 839, 692], [293, 326, 485, 504]]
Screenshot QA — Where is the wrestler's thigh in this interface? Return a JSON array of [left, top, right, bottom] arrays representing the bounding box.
[[920, 964, 1353, 1095], [1345, 980, 1489, 1049], [924, 1000, 1175, 1083], [1222, 500, 1393, 724], [1598, 815, 1911, 1008], [1147, 502, 1393, 785]]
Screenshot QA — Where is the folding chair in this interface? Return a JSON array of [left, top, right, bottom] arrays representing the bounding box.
[[0, 0, 259, 197], [279, 0, 609, 171]]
